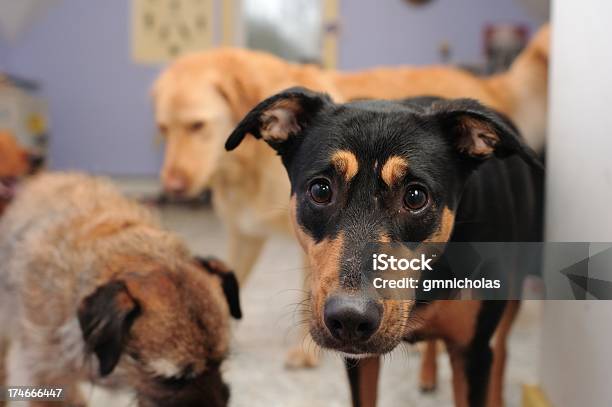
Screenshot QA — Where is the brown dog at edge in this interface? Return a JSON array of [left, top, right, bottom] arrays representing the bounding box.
[[0, 131, 44, 215], [0, 173, 241, 407]]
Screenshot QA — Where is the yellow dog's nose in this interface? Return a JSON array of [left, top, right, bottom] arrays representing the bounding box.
[[163, 170, 189, 196]]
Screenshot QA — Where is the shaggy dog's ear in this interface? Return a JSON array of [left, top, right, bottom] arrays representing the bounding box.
[[426, 98, 543, 170], [78, 281, 140, 376], [224, 87, 332, 154], [195, 256, 242, 319]]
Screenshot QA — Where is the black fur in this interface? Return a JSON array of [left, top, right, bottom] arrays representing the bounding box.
[[465, 300, 507, 406], [78, 280, 140, 376], [195, 256, 242, 319], [139, 359, 230, 407]]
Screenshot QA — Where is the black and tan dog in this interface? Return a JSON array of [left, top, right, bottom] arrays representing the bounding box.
[[226, 88, 543, 407], [0, 173, 241, 407]]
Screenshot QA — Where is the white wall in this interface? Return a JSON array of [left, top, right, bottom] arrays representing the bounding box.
[[542, 0, 612, 405]]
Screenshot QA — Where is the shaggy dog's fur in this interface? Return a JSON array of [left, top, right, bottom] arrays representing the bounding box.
[[0, 173, 238, 407]]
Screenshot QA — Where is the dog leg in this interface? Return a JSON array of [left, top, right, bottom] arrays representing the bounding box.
[[285, 255, 320, 369], [419, 339, 438, 392], [344, 356, 380, 407], [448, 300, 506, 407], [447, 345, 470, 407], [487, 300, 520, 407], [227, 225, 266, 286], [285, 333, 319, 369], [448, 341, 494, 407]]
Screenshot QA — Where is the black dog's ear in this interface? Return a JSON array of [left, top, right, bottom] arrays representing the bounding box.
[[195, 256, 242, 319], [78, 281, 140, 376], [427, 98, 543, 170], [225, 87, 332, 152]]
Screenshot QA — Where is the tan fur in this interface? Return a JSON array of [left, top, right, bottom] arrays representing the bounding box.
[[456, 117, 500, 156], [359, 357, 380, 407], [307, 233, 344, 330], [487, 300, 521, 407], [419, 339, 438, 392], [409, 299, 520, 406], [400, 299, 518, 406], [260, 98, 306, 143], [291, 197, 412, 355], [0, 173, 231, 405], [333, 25, 550, 151], [406, 302, 481, 407], [380, 156, 409, 187], [425, 207, 456, 243], [289, 196, 346, 338], [331, 150, 359, 182]]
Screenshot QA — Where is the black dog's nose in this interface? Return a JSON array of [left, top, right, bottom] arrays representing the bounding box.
[[324, 295, 382, 342]]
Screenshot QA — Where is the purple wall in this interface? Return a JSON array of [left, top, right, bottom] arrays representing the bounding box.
[[3, 0, 165, 175], [1, 0, 543, 176], [0, 42, 7, 71], [338, 0, 542, 70]]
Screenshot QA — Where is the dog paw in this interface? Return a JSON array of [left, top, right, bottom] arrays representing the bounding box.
[[419, 381, 437, 393], [284, 345, 320, 369], [419, 362, 438, 393], [419, 366, 438, 393]]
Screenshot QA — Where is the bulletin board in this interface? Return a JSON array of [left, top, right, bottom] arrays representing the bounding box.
[[131, 0, 214, 63]]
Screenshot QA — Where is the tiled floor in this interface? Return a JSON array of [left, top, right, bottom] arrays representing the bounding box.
[[8, 196, 541, 407]]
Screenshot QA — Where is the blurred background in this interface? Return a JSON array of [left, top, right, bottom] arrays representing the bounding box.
[[0, 0, 548, 176], [1, 1, 611, 407]]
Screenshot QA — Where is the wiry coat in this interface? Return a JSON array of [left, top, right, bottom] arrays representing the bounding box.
[[0, 173, 232, 407]]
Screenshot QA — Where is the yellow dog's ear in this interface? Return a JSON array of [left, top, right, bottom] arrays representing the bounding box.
[[225, 87, 332, 152], [215, 72, 265, 124]]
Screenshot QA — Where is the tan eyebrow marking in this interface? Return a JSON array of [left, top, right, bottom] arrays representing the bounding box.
[[331, 150, 359, 181], [381, 156, 409, 187], [424, 207, 455, 243]]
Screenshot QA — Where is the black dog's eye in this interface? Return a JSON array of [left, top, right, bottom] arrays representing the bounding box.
[[308, 178, 333, 204], [403, 184, 428, 211]]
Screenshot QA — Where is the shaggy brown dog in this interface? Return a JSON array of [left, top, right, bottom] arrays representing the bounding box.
[[152, 25, 549, 368], [0, 173, 240, 407]]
